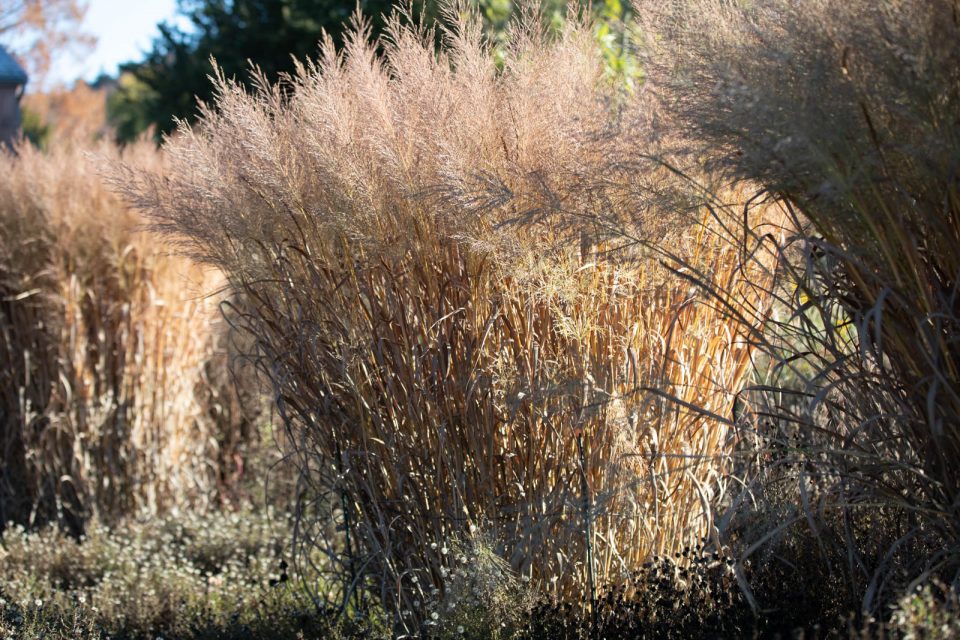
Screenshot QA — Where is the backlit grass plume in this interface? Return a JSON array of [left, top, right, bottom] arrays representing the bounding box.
[[115, 6, 771, 631]]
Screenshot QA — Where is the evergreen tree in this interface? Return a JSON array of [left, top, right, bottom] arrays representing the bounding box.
[[108, 0, 628, 143]]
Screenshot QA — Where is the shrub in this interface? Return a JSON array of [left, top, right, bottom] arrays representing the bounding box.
[[115, 6, 772, 632]]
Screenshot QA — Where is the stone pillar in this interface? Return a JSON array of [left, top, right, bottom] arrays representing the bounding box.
[[0, 86, 22, 146]]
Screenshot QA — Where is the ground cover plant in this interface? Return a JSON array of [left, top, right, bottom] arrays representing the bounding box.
[[0, 140, 261, 532], [2, 515, 955, 640], [0, 508, 372, 640], [114, 5, 774, 634]]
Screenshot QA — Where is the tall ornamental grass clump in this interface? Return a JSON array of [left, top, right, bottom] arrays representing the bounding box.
[[116, 8, 772, 628], [0, 141, 255, 532], [638, 0, 960, 619]]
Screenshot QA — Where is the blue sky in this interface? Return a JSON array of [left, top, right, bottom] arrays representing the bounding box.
[[53, 0, 189, 86]]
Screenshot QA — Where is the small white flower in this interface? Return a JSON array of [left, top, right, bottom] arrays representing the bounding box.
[[34, 598, 42, 608], [441, 546, 449, 555], [457, 626, 465, 634], [430, 611, 439, 621], [430, 542, 438, 549]]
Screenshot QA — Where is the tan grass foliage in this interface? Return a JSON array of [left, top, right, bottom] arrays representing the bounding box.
[[637, 0, 960, 611], [638, 0, 960, 398], [115, 6, 773, 626], [0, 140, 250, 530]]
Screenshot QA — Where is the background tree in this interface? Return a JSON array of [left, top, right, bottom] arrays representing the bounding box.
[[107, 0, 629, 144], [21, 75, 110, 146], [110, 0, 438, 143], [0, 0, 94, 85]]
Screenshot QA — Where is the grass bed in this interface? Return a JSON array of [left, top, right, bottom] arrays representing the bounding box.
[[5, 510, 957, 639]]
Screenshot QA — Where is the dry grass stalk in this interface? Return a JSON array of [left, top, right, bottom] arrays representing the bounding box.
[[114, 6, 773, 628]]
